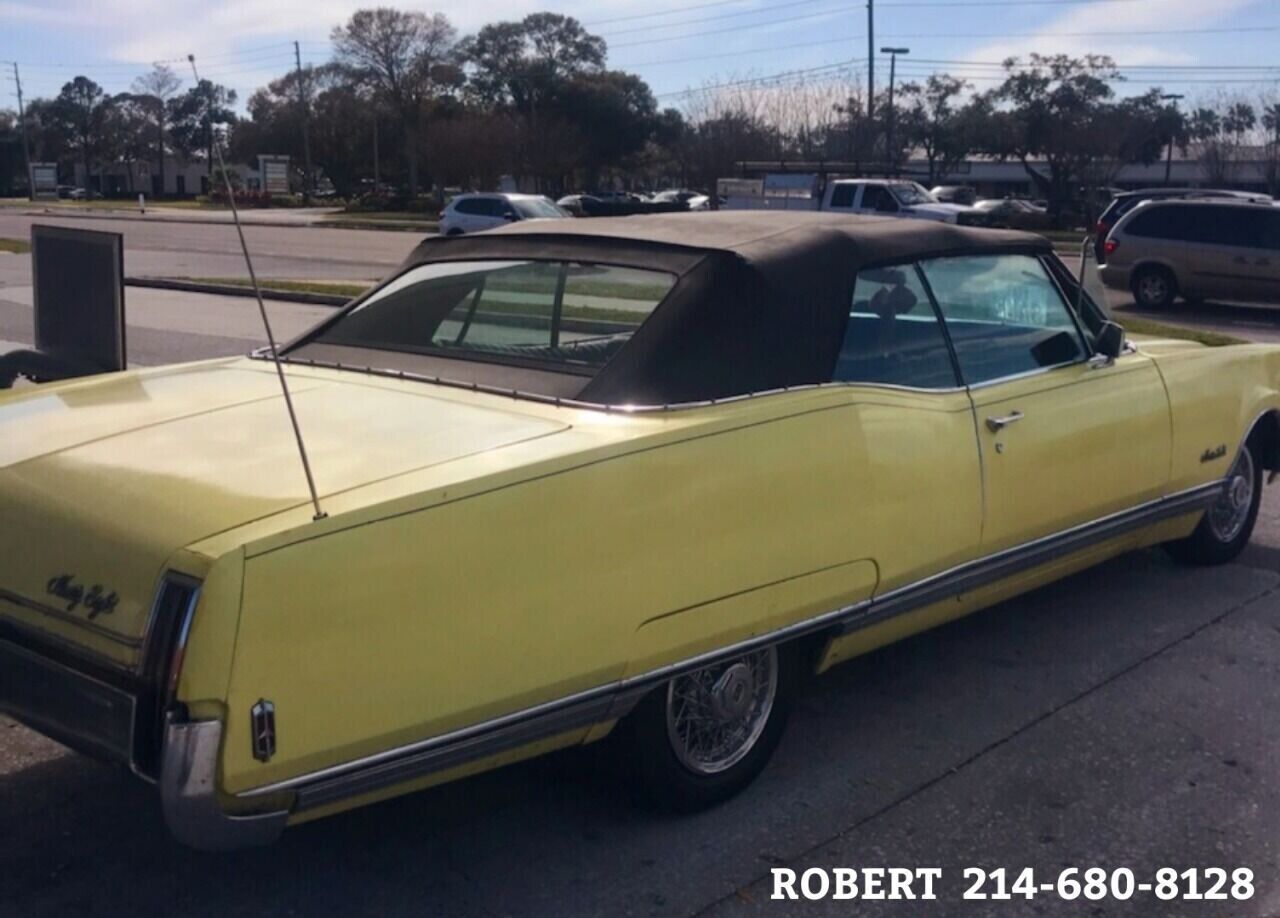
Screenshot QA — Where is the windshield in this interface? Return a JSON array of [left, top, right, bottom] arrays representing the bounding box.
[[512, 198, 567, 219], [304, 259, 677, 372], [888, 183, 935, 206]]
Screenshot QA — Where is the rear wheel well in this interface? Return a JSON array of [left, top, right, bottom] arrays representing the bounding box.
[[1247, 410, 1280, 474]]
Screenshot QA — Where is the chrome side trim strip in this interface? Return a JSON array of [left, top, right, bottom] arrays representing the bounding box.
[[233, 479, 1223, 813], [836, 480, 1222, 635]]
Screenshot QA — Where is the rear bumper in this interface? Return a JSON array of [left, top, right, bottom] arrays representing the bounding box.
[[1100, 264, 1130, 290], [160, 718, 289, 850]]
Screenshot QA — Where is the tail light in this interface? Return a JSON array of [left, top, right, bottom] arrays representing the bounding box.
[[134, 574, 201, 778], [438, 211, 446, 220], [1104, 238, 1119, 256], [1094, 220, 1110, 236]]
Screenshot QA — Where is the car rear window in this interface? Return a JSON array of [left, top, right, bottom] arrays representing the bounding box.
[[305, 260, 678, 372], [511, 198, 565, 219]]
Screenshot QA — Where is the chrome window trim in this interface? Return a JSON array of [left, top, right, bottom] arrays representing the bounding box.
[[228, 477, 1224, 813]]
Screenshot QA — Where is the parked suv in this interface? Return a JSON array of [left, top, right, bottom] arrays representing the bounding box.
[[1100, 199, 1280, 308], [439, 193, 568, 235], [1094, 188, 1272, 262]]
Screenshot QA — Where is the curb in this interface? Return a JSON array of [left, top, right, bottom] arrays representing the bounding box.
[[314, 220, 437, 233], [11, 208, 342, 230], [125, 277, 353, 307]]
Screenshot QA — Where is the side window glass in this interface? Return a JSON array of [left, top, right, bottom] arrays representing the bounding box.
[[865, 187, 898, 212], [920, 254, 1086, 385], [829, 185, 856, 208], [833, 264, 959, 389], [454, 199, 480, 215]]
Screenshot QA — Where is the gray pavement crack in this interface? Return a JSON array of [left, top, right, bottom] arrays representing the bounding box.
[[689, 572, 1280, 917]]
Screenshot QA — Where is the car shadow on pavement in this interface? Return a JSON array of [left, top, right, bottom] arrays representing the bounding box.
[[2, 548, 1277, 918]]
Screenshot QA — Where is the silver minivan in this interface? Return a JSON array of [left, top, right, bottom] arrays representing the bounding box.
[[1100, 199, 1280, 308]]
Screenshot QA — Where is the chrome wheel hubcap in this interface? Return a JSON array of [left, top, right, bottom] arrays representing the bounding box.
[[666, 647, 777, 775], [1139, 275, 1167, 304], [1208, 448, 1254, 543]]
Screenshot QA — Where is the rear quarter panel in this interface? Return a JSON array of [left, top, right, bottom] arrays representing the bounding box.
[[217, 385, 982, 796]]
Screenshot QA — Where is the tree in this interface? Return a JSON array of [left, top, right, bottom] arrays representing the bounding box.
[[462, 12, 606, 112], [332, 8, 460, 195], [982, 54, 1146, 221], [899, 75, 974, 185], [48, 76, 114, 188], [131, 64, 182, 195], [1263, 101, 1280, 196], [168, 79, 237, 184], [105, 94, 156, 192]]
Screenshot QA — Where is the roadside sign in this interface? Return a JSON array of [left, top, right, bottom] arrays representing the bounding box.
[[31, 163, 58, 199]]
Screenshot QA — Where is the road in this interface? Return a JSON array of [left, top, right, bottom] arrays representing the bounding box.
[[4, 216, 1280, 916], [0, 211, 419, 282]]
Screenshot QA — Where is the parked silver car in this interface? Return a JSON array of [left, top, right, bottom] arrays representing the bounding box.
[[1099, 199, 1280, 308]]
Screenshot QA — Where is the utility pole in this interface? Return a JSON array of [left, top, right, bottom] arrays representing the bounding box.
[[294, 42, 314, 198], [372, 116, 380, 189], [1161, 93, 1184, 187], [866, 0, 875, 122], [13, 63, 34, 201], [882, 47, 909, 175]]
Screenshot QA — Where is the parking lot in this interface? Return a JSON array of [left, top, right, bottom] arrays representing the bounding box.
[[3, 214, 1280, 916]]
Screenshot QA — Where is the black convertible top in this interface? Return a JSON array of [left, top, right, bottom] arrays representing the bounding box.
[[295, 212, 1052, 406]]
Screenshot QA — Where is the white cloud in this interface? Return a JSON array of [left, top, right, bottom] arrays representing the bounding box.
[[961, 0, 1255, 68]]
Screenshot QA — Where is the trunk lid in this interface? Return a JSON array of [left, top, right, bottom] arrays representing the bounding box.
[[0, 360, 570, 667]]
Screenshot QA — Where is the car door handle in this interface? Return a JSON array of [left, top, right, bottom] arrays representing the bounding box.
[[985, 411, 1024, 433]]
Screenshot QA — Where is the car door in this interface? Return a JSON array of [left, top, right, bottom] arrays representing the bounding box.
[[858, 185, 901, 218], [831, 262, 983, 592], [1259, 209, 1280, 303], [452, 198, 485, 232], [920, 253, 1172, 554], [1185, 205, 1271, 302]]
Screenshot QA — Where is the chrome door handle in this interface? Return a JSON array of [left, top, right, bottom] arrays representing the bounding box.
[[985, 411, 1024, 433]]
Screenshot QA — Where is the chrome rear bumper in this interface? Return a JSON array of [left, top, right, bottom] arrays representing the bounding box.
[[160, 718, 288, 851]]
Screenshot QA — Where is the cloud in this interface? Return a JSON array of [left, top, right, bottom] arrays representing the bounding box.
[[960, 0, 1255, 68]]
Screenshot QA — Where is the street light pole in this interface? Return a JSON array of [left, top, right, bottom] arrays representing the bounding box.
[[881, 47, 909, 173], [1161, 93, 1184, 186]]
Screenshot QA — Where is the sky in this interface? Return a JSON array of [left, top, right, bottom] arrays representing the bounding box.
[[2, 0, 1278, 112]]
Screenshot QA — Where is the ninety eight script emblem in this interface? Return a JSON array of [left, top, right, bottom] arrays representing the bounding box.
[[46, 574, 120, 620]]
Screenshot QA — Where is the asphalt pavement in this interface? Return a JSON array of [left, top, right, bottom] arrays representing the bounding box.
[[4, 217, 1280, 916]]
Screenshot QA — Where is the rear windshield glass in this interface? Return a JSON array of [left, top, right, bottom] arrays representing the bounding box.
[[304, 260, 677, 372], [512, 198, 566, 219]]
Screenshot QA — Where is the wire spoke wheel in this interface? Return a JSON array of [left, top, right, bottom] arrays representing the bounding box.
[[1208, 447, 1255, 543], [665, 647, 778, 776]]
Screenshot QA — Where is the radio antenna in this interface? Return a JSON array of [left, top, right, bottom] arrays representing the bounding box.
[[187, 55, 326, 521]]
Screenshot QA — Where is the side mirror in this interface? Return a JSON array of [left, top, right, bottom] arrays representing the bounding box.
[[503, 212, 518, 222], [1096, 320, 1125, 360]]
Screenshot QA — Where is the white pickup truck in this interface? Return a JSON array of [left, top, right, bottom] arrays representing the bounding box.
[[719, 176, 981, 225]]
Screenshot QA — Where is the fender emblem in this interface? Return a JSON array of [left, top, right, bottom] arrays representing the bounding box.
[[251, 699, 277, 762], [46, 574, 119, 620], [1200, 444, 1227, 464]]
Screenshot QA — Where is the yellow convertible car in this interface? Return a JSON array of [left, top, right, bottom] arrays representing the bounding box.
[[1, 213, 1275, 849]]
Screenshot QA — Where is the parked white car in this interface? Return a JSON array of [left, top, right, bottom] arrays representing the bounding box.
[[439, 193, 569, 235]]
